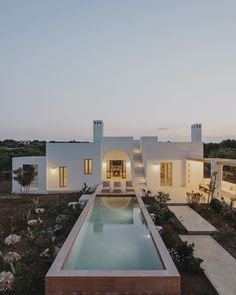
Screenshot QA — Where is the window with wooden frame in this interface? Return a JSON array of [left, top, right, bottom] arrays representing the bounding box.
[[106, 160, 126, 179], [84, 159, 93, 175], [59, 166, 67, 187], [160, 162, 172, 186]]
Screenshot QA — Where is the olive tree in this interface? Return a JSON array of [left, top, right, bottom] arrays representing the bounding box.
[[13, 165, 37, 194]]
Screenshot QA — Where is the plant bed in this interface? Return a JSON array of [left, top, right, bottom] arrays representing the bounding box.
[[191, 201, 236, 259], [142, 195, 218, 295], [0, 193, 84, 295]]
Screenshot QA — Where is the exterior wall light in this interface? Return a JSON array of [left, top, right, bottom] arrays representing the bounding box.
[[50, 167, 57, 174], [126, 161, 131, 169], [153, 164, 160, 171]]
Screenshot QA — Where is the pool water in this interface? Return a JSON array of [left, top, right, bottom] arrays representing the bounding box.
[[63, 197, 164, 270]]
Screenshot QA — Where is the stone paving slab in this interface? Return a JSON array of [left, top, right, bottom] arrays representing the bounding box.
[[180, 235, 236, 295], [168, 205, 217, 234]]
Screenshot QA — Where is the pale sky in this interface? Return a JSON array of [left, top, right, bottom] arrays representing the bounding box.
[[0, 0, 236, 142]]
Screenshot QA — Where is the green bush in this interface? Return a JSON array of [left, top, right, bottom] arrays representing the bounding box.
[[210, 198, 223, 214], [186, 191, 204, 208], [169, 241, 203, 274]]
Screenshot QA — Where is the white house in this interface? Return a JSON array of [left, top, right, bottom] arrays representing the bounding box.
[[12, 121, 205, 197]]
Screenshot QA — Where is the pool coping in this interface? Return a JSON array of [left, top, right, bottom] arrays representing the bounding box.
[[45, 194, 180, 294]]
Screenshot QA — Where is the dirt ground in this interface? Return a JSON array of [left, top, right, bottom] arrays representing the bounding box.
[[0, 193, 80, 295], [0, 190, 219, 295]]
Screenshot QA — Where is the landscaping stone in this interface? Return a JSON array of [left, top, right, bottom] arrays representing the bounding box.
[[4, 234, 21, 246], [28, 218, 43, 226], [68, 202, 79, 209], [27, 219, 38, 226], [0, 271, 14, 291], [180, 235, 236, 295], [3, 252, 21, 263], [35, 208, 45, 214], [168, 206, 217, 234]]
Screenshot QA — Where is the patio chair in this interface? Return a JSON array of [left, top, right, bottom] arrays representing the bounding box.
[[126, 181, 135, 193], [101, 181, 111, 193], [113, 181, 122, 193]]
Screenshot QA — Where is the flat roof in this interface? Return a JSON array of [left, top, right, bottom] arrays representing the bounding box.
[[188, 157, 236, 167]]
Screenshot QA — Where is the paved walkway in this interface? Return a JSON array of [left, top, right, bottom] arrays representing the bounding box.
[[168, 205, 217, 234], [180, 235, 236, 295]]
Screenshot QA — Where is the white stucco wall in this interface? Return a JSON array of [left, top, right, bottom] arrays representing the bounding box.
[[101, 137, 134, 179], [142, 142, 204, 188], [12, 156, 46, 194], [102, 150, 132, 181], [187, 160, 204, 189], [46, 142, 101, 192]]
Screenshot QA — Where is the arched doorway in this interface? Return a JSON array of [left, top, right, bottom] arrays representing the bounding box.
[[102, 150, 131, 181]]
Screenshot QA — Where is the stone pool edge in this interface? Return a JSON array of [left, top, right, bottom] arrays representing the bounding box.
[[45, 193, 180, 295]]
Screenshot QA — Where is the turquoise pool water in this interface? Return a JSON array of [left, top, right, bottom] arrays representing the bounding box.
[[63, 197, 164, 270]]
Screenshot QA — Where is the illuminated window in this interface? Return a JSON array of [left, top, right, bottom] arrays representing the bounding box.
[[160, 162, 172, 186], [106, 160, 126, 179], [59, 166, 67, 187], [84, 159, 93, 175]]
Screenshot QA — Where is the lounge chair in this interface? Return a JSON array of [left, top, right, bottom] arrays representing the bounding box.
[[113, 181, 122, 193], [101, 181, 111, 193], [126, 181, 135, 193]]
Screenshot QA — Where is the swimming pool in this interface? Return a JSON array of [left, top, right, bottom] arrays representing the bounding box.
[[63, 196, 164, 270], [46, 194, 180, 295]]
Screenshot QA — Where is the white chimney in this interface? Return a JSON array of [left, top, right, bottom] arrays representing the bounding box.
[[93, 120, 104, 142], [191, 123, 202, 142]]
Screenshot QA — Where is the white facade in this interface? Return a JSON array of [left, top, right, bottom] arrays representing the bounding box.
[[12, 121, 204, 195]]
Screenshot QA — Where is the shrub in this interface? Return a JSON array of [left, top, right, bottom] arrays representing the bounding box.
[[169, 241, 203, 274], [14, 262, 35, 294], [148, 192, 174, 224], [210, 198, 223, 214], [47, 198, 65, 215], [79, 182, 92, 195], [154, 191, 171, 204], [186, 191, 204, 208]]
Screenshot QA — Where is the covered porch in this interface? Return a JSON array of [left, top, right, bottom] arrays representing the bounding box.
[[188, 157, 236, 205]]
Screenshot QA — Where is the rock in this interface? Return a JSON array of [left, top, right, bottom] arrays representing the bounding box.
[[35, 208, 45, 214], [27, 218, 43, 226], [0, 271, 14, 291], [27, 219, 38, 226], [40, 248, 50, 258], [4, 234, 21, 246], [56, 214, 69, 224], [3, 252, 21, 263], [68, 202, 79, 210]]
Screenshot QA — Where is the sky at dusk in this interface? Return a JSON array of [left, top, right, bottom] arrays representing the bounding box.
[[0, 0, 236, 142]]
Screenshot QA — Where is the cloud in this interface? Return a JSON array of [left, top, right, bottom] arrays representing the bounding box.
[[157, 127, 169, 131]]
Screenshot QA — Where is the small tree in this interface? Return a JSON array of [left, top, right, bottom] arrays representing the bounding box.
[[13, 167, 25, 194], [13, 165, 37, 194], [207, 171, 217, 203]]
